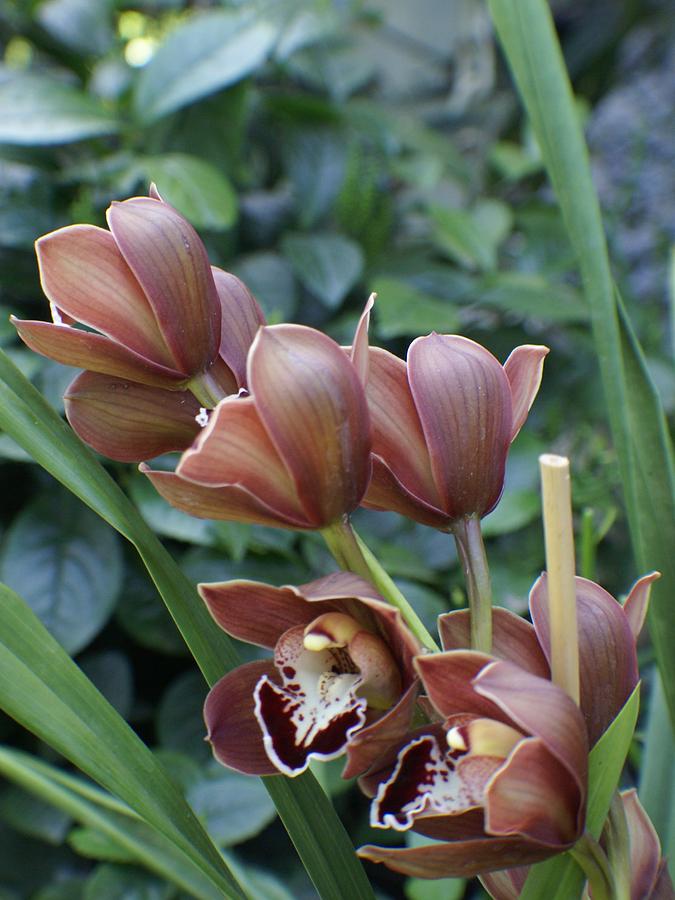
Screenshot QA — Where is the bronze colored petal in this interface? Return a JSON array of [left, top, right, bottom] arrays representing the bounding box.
[[298, 572, 383, 603], [248, 324, 371, 525], [107, 197, 220, 375], [530, 573, 638, 746], [503, 344, 549, 440], [623, 572, 659, 641], [177, 396, 308, 525], [357, 835, 555, 879], [363, 455, 451, 529], [416, 651, 510, 723], [199, 581, 338, 649], [486, 736, 583, 846], [408, 334, 513, 520], [12, 318, 186, 388], [64, 372, 200, 462], [349, 293, 375, 386], [438, 608, 550, 679], [140, 465, 308, 528], [620, 790, 665, 899], [366, 347, 442, 511], [205, 660, 280, 776], [35, 225, 174, 368], [480, 866, 529, 899], [212, 266, 265, 389], [474, 660, 588, 797]]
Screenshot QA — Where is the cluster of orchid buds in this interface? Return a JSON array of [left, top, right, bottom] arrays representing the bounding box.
[[14, 190, 673, 897]]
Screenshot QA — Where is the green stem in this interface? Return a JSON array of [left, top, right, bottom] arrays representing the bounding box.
[[451, 515, 492, 654], [187, 369, 230, 408], [320, 517, 439, 651], [569, 833, 615, 900], [579, 507, 596, 581]]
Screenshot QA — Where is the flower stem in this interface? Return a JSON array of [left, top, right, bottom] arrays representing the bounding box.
[[452, 515, 492, 654], [320, 517, 439, 652], [539, 454, 580, 705], [569, 833, 616, 900]]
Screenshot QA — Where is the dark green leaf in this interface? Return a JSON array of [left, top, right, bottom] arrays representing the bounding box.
[[83, 864, 174, 900], [0, 785, 71, 844], [282, 233, 364, 308], [370, 277, 459, 339], [134, 10, 278, 122], [430, 206, 496, 272], [140, 154, 237, 231], [639, 671, 675, 861], [0, 492, 122, 654], [0, 75, 118, 145], [477, 272, 588, 323], [68, 827, 137, 863], [156, 671, 210, 763]]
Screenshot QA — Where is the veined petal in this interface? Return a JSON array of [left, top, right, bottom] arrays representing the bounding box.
[[486, 736, 583, 846], [358, 834, 555, 879], [140, 465, 310, 528], [12, 318, 186, 388], [480, 868, 529, 900], [205, 660, 280, 776], [35, 225, 174, 367], [438, 608, 550, 679], [408, 334, 513, 520], [199, 581, 338, 649], [530, 574, 639, 746], [298, 572, 383, 603], [64, 372, 200, 462], [474, 661, 588, 802], [212, 267, 265, 389], [107, 197, 220, 375], [620, 789, 664, 899], [366, 348, 442, 510], [503, 344, 549, 440], [415, 651, 508, 723], [363, 455, 452, 529], [177, 395, 308, 525], [248, 324, 371, 525], [254, 626, 367, 776], [349, 293, 375, 386], [623, 572, 659, 641]]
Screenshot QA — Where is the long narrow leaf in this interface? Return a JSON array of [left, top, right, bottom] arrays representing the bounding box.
[[0, 747, 223, 900], [0, 348, 375, 900], [0, 583, 246, 899], [486, 0, 675, 726], [520, 685, 640, 899]]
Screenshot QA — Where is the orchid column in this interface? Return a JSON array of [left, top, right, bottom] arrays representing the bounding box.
[[362, 334, 549, 652]]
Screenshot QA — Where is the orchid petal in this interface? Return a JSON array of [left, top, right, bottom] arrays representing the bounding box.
[[349, 293, 375, 386], [415, 651, 508, 723], [107, 197, 220, 375], [64, 372, 200, 462], [199, 581, 338, 649], [480, 865, 529, 899], [408, 334, 513, 520], [254, 626, 367, 776], [438, 608, 550, 679], [140, 465, 309, 528], [343, 680, 420, 780], [205, 660, 280, 776], [298, 572, 383, 603], [530, 574, 639, 745], [474, 660, 588, 797], [503, 344, 549, 440], [12, 318, 186, 388], [366, 347, 442, 511], [486, 736, 583, 846], [248, 324, 371, 525], [363, 455, 451, 529], [177, 395, 308, 525], [212, 267, 265, 389], [370, 734, 488, 831], [35, 225, 174, 367], [358, 834, 555, 879], [620, 790, 664, 899], [623, 572, 659, 641]]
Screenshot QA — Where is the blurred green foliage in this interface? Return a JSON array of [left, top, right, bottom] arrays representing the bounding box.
[[0, 0, 672, 896]]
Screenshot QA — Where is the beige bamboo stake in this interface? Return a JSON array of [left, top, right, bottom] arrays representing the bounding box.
[[539, 453, 580, 705]]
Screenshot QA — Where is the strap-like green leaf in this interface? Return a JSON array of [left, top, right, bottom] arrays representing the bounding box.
[[520, 685, 640, 899], [486, 0, 675, 729], [0, 747, 223, 900], [0, 583, 247, 899], [0, 348, 374, 900]]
